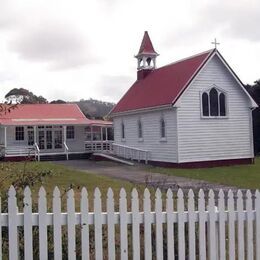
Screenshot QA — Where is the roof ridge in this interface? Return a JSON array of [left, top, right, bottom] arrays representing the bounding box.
[[158, 48, 215, 70]]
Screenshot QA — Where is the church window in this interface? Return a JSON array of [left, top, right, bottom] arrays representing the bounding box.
[[202, 87, 227, 117], [138, 119, 143, 138], [209, 88, 219, 116], [160, 117, 166, 138], [202, 92, 209, 116], [219, 93, 226, 116], [121, 122, 125, 139]]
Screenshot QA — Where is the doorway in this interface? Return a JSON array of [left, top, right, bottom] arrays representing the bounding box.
[[37, 126, 63, 152]]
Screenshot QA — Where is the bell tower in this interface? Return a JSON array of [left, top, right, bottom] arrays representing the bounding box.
[[135, 31, 159, 80]]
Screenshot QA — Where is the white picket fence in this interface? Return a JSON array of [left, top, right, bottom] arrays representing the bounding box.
[[1, 186, 260, 259]]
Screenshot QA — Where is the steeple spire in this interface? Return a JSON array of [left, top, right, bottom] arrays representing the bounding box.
[[135, 31, 159, 80], [137, 31, 158, 56]]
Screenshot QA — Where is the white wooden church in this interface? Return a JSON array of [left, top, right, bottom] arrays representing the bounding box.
[[109, 32, 257, 167]]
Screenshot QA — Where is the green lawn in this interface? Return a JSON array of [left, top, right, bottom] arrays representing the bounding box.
[[152, 157, 260, 189], [0, 161, 145, 210]]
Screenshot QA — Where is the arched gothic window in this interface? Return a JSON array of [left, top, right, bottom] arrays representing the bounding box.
[[138, 119, 143, 138], [121, 122, 125, 139], [160, 117, 166, 138], [202, 87, 226, 117]]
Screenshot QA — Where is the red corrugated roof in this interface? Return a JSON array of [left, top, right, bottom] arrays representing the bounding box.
[[111, 49, 214, 114], [0, 104, 112, 126], [137, 31, 158, 56]]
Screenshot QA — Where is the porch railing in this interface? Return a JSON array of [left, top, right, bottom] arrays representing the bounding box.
[[4, 146, 36, 158], [112, 143, 150, 164], [64, 142, 69, 160], [85, 140, 113, 152], [34, 143, 40, 161]]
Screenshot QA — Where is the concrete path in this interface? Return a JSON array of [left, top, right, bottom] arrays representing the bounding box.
[[55, 160, 237, 192]]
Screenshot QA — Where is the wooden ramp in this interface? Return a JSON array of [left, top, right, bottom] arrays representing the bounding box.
[[93, 152, 134, 166]]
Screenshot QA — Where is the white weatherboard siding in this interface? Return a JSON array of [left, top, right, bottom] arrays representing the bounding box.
[[4, 125, 86, 152], [177, 55, 252, 163], [113, 109, 178, 162]]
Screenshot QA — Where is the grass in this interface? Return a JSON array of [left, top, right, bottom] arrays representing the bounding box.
[[152, 157, 260, 190], [0, 161, 146, 210]]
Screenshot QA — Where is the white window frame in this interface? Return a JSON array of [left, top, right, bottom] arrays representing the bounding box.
[[160, 116, 167, 142], [66, 126, 75, 140], [15, 126, 24, 141], [200, 85, 229, 119], [121, 121, 125, 141], [137, 119, 143, 142]]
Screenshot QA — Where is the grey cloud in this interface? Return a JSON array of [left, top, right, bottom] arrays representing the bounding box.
[[0, 1, 18, 29], [9, 23, 97, 70], [200, 2, 260, 41], [96, 75, 134, 102], [163, 1, 260, 48]]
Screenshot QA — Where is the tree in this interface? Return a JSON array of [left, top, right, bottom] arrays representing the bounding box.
[[246, 80, 260, 154], [5, 88, 48, 104], [50, 99, 66, 104]]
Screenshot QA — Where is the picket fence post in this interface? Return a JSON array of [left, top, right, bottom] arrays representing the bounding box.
[[81, 187, 89, 260], [107, 188, 115, 260], [8, 186, 18, 260], [131, 188, 140, 260], [38, 186, 48, 260], [24, 186, 33, 260], [3, 186, 260, 259], [143, 188, 152, 260], [256, 190, 260, 260]]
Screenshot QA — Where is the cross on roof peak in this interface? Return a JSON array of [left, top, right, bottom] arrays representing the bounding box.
[[211, 38, 220, 49]]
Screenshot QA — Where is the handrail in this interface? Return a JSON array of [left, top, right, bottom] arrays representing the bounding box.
[[112, 143, 149, 153], [112, 143, 150, 164], [34, 143, 40, 161], [64, 142, 69, 160], [85, 140, 114, 153]]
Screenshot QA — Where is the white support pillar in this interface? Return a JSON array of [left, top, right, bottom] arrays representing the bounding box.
[[63, 126, 67, 144], [90, 126, 93, 151], [101, 127, 103, 151], [63, 126, 68, 160], [105, 128, 108, 141], [33, 126, 37, 144], [4, 126, 7, 148]]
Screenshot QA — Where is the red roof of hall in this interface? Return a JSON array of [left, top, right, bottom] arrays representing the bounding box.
[[0, 104, 112, 126], [111, 49, 214, 114], [137, 31, 158, 56]]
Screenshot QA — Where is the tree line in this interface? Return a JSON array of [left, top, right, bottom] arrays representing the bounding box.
[[4, 88, 115, 119]]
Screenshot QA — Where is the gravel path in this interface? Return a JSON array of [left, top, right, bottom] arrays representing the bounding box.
[[55, 160, 237, 192]]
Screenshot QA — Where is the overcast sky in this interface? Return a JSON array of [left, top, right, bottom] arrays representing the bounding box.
[[0, 0, 259, 103]]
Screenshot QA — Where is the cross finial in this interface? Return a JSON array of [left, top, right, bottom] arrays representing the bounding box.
[[211, 38, 220, 49]]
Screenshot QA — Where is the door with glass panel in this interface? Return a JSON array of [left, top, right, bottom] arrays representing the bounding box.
[[53, 126, 62, 149], [37, 126, 63, 152]]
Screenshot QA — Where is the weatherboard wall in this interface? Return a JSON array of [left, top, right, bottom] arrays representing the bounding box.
[[113, 108, 178, 162], [4, 125, 86, 152], [177, 54, 253, 163]]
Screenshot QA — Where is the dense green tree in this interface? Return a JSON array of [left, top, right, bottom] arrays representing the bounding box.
[[5, 88, 48, 104], [246, 80, 260, 154]]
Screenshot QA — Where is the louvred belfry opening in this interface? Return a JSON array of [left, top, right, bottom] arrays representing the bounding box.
[[135, 31, 159, 80]]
